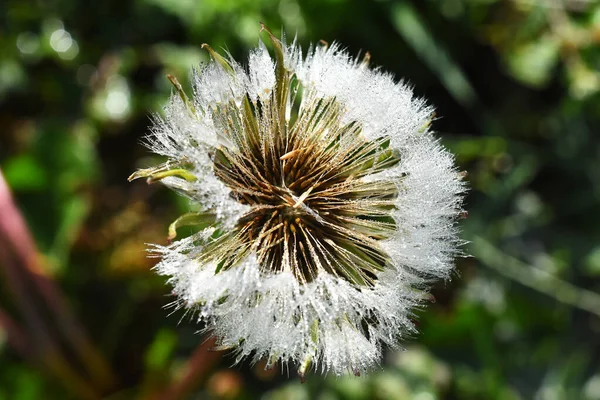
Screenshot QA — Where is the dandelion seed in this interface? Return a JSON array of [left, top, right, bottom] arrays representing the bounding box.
[[130, 25, 466, 378]]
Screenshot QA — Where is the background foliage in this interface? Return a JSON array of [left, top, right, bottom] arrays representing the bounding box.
[[1, 0, 600, 399]]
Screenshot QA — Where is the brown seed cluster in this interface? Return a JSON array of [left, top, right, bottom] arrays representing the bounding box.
[[202, 95, 401, 285]]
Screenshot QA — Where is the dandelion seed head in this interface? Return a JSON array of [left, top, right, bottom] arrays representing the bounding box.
[[131, 27, 466, 377]]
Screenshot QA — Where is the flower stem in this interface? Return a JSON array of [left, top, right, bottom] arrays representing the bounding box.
[[144, 336, 222, 400], [472, 235, 600, 317], [0, 169, 116, 394]]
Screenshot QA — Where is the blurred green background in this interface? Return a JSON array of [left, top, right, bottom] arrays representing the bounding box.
[[1, 0, 600, 399]]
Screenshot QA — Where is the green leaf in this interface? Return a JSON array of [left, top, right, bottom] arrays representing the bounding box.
[[144, 329, 178, 370], [391, 2, 477, 108], [505, 35, 560, 88], [2, 155, 48, 191]]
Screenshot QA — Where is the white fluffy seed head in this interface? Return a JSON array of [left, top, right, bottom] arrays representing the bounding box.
[[132, 29, 466, 377]]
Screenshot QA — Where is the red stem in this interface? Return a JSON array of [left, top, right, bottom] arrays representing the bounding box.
[[0, 170, 113, 396], [0, 306, 31, 360], [145, 337, 222, 400]]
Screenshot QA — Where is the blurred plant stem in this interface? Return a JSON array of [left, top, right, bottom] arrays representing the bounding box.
[[0, 306, 31, 360], [0, 169, 116, 398], [472, 236, 600, 318], [390, 2, 478, 111], [143, 336, 222, 400]]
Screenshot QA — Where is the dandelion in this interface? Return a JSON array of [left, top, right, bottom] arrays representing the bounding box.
[[130, 25, 466, 378]]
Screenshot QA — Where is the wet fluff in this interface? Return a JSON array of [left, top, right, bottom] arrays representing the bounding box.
[[130, 27, 466, 378]]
